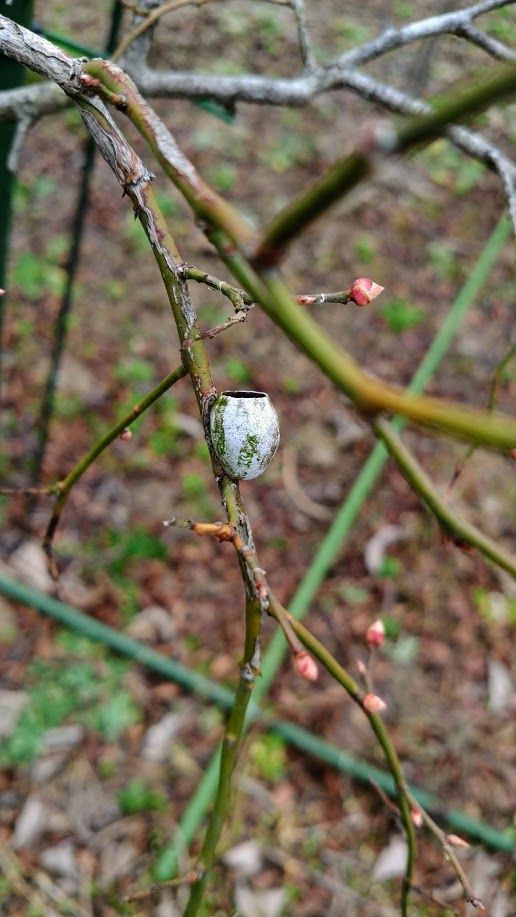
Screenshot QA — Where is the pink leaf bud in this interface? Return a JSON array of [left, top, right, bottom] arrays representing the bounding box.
[[411, 806, 423, 828], [446, 834, 470, 849], [293, 650, 319, 682], [350, 277, 384, 307], [356, 658, 367, 677], [0, 289, 5, 296], [365, 618, 385, 648], [363, 692, 387, 714], [119, 428, 133, 441]]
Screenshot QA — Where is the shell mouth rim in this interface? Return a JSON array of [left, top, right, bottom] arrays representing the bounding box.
[[221, 390, 267, 398]]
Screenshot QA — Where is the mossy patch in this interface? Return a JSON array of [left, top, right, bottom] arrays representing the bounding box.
[[237, 433, 259, 471], [211, 395, 228, 459]]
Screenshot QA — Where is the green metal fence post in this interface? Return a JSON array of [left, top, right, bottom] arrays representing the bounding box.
[[0, 1, 35, 404], [29, 1, 124, 486]]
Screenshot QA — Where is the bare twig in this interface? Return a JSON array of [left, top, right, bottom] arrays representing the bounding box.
[[42, 364, 187, 575], [337, 0, 515, 68], [1, 1, 515, 228], [455, 22, 516, 61], [186, 265, 376, 311], [113, 0, 291, 62], [291, 0, 315, 71], [185, 265, 251, 311], [409, 802, 485, 909], [124, 870, 202, 903], [165, 518, 306, 657]]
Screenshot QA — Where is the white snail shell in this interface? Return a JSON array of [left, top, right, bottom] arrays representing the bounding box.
[[210, 391, 280, 481]]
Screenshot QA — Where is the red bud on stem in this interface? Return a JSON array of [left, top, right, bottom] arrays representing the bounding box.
[[365, 618, 385, 648], [293, 650, 319, 682], [363, 692, 387, 713], [350, 277, 384, 307]]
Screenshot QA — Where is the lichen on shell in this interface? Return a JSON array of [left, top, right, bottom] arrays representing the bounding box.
[[209, 391, 280, 481]]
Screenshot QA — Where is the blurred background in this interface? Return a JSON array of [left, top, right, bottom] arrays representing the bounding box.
[[0, 2, 514, 914]]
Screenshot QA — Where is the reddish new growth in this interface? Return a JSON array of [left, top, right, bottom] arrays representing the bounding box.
[[365, 618, 385, 648], [293, 650, 319, 682], [350, 277, 384, 307], [446, 834, 470, 848], [363, 692, 387, 714], [119, 428, 133, 441], [411, 806, 423, 828]]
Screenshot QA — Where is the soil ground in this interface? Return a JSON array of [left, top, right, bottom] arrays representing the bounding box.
[[0, 2, 515, 915]]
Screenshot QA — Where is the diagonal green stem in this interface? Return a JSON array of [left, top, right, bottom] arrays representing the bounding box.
[[374, 417, 516, 576], [42, 363, 187, 566], [217, 248, 516, 448], [278, 609, 416, 915], [81, 60, 516, 449], [184, 595, 261, 916], [253, 63, 516, 263], [75, 86, 267, 913]]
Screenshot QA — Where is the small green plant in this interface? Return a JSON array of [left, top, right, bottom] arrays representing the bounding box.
[[0, 638, 140, 767], [354, 235, 376, 264], [422, 143, 486, 194], [206, 162, 237, 192], [377, 555, 402, 578], [335, 17, 372, 48], [224, 357, 251, 384], [181, 470, 215, 516], [381, 615, 402, 640], [249, 733, 287, 783], [118, 778, 168, 814], [261, 131, 316, 173], [256, 11, 281, 53], [14, 175, 56, 214], [106, 525, 168, 576], [281, 376, 301, 395], [473, 588, 516, 625], [114, 357, 155, 386], [53, 392, 85, 420], [12, 251, 66, 300], [485, 8, 514, 41], [338, 583, 371, 603], [103, 278, 125, 301], [195, 441, 211, 462], [122, 211, 151, 253], [385, 634, 420, 665], [427, 240, 458, 280], [381, 297, 425, 334]]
